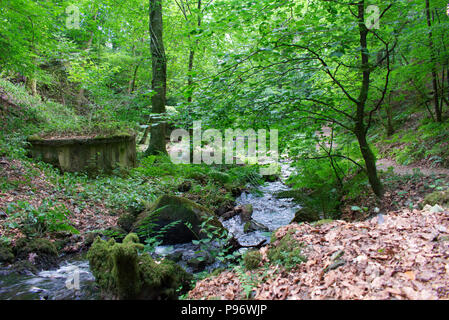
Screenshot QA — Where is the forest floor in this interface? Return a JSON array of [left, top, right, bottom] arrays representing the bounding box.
[[188, 203, 449, 300], [188, 159, 449, 300], [0, 157, 118, 252]]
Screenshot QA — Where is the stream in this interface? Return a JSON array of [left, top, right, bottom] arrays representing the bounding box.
[[0, 163, 300, 300]]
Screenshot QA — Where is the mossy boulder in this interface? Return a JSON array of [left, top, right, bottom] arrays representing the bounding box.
[[291, 207, 320, 223], [14, 238, 59, 269], [239, 204, 253, 222], [133, 195, 226, 244], [243, 220, 269, 233], [117, 213, 137, 232], [186, 252, 215, 272], [243, 250, 262, 270], [422, 189, 449, 208], [0, 242, 14, 264], [87, 233, 192, 300]]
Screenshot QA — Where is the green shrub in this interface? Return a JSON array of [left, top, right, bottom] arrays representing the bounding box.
[[4, 200, 78, 238], [268, 232, 306, 270]]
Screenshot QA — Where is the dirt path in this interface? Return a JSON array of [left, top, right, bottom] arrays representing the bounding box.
[[377, 159, 449, 176]]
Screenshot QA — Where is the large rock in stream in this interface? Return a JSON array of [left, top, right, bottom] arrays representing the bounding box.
[[87, 233, 192, 300], [133, 195, 226, 244]]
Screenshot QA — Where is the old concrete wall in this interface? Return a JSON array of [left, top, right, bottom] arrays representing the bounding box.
[[27, 135, 137, 173]]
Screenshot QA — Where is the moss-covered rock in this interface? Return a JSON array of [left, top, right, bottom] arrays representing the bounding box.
[[186, 252, 215, 272], [243, 250, 262, 270], [422, 189, 449, 208], [117, 213, 137, 232], [14, 238, 58, 269], [87, 233, 192, 300], [243, 220, 269, 233], [239, 204, 253, 222], [0, 242, 14, 264], [133, 195, 226, 244], [291, 207, 320, 223]]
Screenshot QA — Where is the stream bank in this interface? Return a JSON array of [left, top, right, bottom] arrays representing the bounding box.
[[0, 163, 300, 300]]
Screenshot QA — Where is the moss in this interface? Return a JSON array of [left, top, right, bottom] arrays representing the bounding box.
[[422, 189, 449, 208], [243, 220, 269, 233], [87, 233, 192, 300], [291, 207, 320, 223], [15, 238, 58, 257], [134, 195, 225, 244], [240, 204, 253, 222], [210, 267, 226, 277], [0, 243, 14, 264], [209, 171, 231, 184], [117, 213, 137, 232], [112, 239, 141, 299], [312, 219, 334, 226], [27, 134, 43, 141], [267, 233, 306, 270], [186, 172, 207, 183], [243, 250, 262, 270], [14, 238, 59, 269]]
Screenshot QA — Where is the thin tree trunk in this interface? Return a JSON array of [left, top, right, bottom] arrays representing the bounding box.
[[146, 0, 167, 155], [386, 105, 394, 136], [187, 49, 195, 103], [128, 62, 141, 94], [356, 1, 384, 197], [425, 0, 442, 122], [186, 0, 202, 103]]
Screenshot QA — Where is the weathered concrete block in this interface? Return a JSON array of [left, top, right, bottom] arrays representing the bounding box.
[[27, 134, 137, 173]]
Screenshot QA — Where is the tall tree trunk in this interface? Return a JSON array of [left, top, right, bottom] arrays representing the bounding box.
[[146, 0, 167, 155], [425, 0, 442, 122], [356, 1, 384, 197], [186, 0, 202, 103]]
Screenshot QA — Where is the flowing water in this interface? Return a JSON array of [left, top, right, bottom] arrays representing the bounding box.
[[0, 257, 99, 300], [221, 163, 300, 245], [0, 163, 300, 300]]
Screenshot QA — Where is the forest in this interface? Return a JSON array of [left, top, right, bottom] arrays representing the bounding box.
[[0, 0, 449, 301]]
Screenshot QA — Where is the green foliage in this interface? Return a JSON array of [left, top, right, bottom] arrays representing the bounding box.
[[4, 200, 78, 238], [422, 188, 449, 208], [186, 216, 237, 265], [268, 232, 307, 270], [381, 120, 449, 167]]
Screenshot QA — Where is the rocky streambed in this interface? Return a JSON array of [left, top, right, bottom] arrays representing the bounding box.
[[0, 163, 301, 300]]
